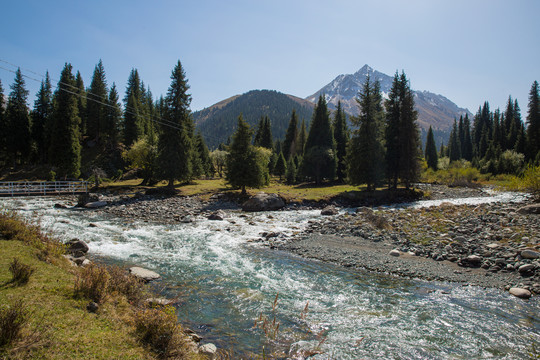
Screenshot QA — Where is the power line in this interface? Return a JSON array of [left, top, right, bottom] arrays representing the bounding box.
[[0, 58, 229, 143]]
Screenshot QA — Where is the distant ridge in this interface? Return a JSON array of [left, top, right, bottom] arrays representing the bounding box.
[[193, 90, 314, 149]]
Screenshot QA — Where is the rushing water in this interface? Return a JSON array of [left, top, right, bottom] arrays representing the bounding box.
[[2, 195, 539, 359]]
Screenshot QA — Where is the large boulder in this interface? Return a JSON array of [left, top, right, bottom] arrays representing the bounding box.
[[242, 193, 285, 212], [77, 193, 101, 207], [129, 267, 161, 282], [521, 249, 540, 259], [199, 343, 217, 359], [65, 239, 89, 256], [321, 206, 339, 216], [509, 287, 532, 299]]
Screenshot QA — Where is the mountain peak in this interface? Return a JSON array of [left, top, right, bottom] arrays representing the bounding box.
[[355, 64, 373, 75]]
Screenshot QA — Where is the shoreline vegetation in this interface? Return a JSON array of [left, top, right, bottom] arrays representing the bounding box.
[[0, 211, 205, 359]]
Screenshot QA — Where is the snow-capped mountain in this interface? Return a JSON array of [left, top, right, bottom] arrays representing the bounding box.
[[306, 64, 471, 132]]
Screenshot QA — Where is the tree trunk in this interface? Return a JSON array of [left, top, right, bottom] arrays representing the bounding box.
[[241, 185, 246, 196]]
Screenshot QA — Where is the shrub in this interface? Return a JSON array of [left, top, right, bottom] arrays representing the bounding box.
[[74, 264, 110, 303], [47, 170, 56, 182], [9, 258, 35, 285], [134, 306, 182, 358], [0, 300, 28, 348], [519, 165, 540, 200], [107, 266, 146, 305]]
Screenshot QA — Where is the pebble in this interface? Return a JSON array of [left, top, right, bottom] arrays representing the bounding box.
[[509, 287, 532, 299], [389, 249, 401, 257]]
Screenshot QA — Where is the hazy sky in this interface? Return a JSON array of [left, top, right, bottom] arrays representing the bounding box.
[[1, 0, 538, 114]]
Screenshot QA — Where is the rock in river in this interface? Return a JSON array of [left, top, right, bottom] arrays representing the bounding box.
[[509, 287, 532, 299], [129, 267, 161, 282], [321, 206, 339, 216], [242, 193, 285, 212], [521, 249, 540, 259]]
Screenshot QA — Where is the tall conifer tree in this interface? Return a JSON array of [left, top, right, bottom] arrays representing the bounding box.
[[49, 63, 81, 178], [0, 79, 6, 162], [32, 72, 53, 162], [105, 83, 122, 146], [226, 115, 268, 194], [302, 95, 336, 185], [75, 71, 87, 136], [333, 101, 349, 182], [385, 73, 401, 188], [283, 110, 298, 160], [448, 120, 461, 162], [5, 68, 31, 165], [425, 126, 438, 170], [462, 114, 473, 161], [86, 60, 108, 141], [347, 76, 385, 190], [526, 80, 540, 161], [260, 116, 273, 150], [157, 60, 194, 187], [123, 69, 144, 146], [297, 118, 307, 156]]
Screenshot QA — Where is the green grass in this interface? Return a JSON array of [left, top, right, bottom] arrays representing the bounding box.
[[0, 212, 202, 360]]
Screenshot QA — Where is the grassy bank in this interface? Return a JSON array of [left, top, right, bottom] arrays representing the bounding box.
[[0, 212, 203, 359]]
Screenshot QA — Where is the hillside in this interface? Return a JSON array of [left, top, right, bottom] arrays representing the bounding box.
[[193, 90, 314, 149]]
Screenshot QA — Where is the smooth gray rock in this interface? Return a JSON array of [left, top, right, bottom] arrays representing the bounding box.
[[518, 264, 535, 273], [208, 211, 225, 221], [145, 298, 175, 307], [242, 193, 285, 212], [389, 249, 401, 257], [85, 201, 108, 208], [129, 267, 161, 282], [521, 249, 540, 259], [509, 287, 532, 299]]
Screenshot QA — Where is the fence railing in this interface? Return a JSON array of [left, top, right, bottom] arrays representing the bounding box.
[[0, 181, 88, 197]]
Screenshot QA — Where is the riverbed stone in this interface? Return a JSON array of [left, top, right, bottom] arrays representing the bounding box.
[[242, 193, 285, 212], [208, 211, 225, 221], [518, 264, 535, 274], [517, 204, 540, 215], [85, 201, 108, 209], [129, 267, 161, 282], [321, 206, 339, 216], [199, 343, 217, 358], [389, 249, 401, 257], [145, 297, 174, 307], [521, 249, 540, 259], [509, 287, 532, 299], [65, 239, 89, 255]]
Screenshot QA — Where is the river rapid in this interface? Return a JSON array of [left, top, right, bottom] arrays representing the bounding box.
[[2, 195, 539, 359]]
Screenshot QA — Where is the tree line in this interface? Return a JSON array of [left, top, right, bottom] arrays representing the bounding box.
[[425, 81, 540, 175], [1, 60, 538, 192], [0, 60, 213, 186]]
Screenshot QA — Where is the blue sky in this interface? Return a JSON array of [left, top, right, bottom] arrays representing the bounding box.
[[1, 0, 538, 114]]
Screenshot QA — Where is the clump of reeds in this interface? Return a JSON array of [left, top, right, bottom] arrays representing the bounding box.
[[0, 300, 28, 348]]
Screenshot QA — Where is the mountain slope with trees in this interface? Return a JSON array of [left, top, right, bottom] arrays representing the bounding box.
[[193, 90, 315, 149]]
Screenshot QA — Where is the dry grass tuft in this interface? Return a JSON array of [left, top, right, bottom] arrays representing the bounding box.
[[8, 258, 35, 285], [74, 264, 111, 303], [0, 300, 28, 348]]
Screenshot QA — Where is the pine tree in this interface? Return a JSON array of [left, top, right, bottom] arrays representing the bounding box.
[[425, 126, 438, 170], [462, 114, 473, 161], [285, 157, 297, 184], [49, 63, 81, 178], [347, 75, 385, 190], [385, 72, 421, 189], [86, 60, 108, 142], [333, 101, 349, 182], [157, 60, 194, 187], [32, 72, 53, 162], [472, 102, 492, 160], [302, 95, 336, 185], [448, 119, 461, 162], [194, 132, 213, 178], [297, 118, 307, 156], [253, 117, 264, 147], [5, 68, 31, 165], [123, 69, 144, 146], [283, 110, 298, 160], [274, 151, 287, 180], [385, 73, 401, 188], [226, 115, 269, 194], [105, 83, 122, 146], [260, 116, 273, 150], [526, 80, 540, 161], [75, 71, 87, 136]]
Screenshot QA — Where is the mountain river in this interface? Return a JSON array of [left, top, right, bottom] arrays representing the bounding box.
[[2, 194, 539, 359]]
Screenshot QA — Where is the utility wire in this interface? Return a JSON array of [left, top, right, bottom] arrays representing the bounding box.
[[0, 59, 232, 144]]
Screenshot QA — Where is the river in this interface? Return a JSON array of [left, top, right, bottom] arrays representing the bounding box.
[[2, 195, 539, 359]]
